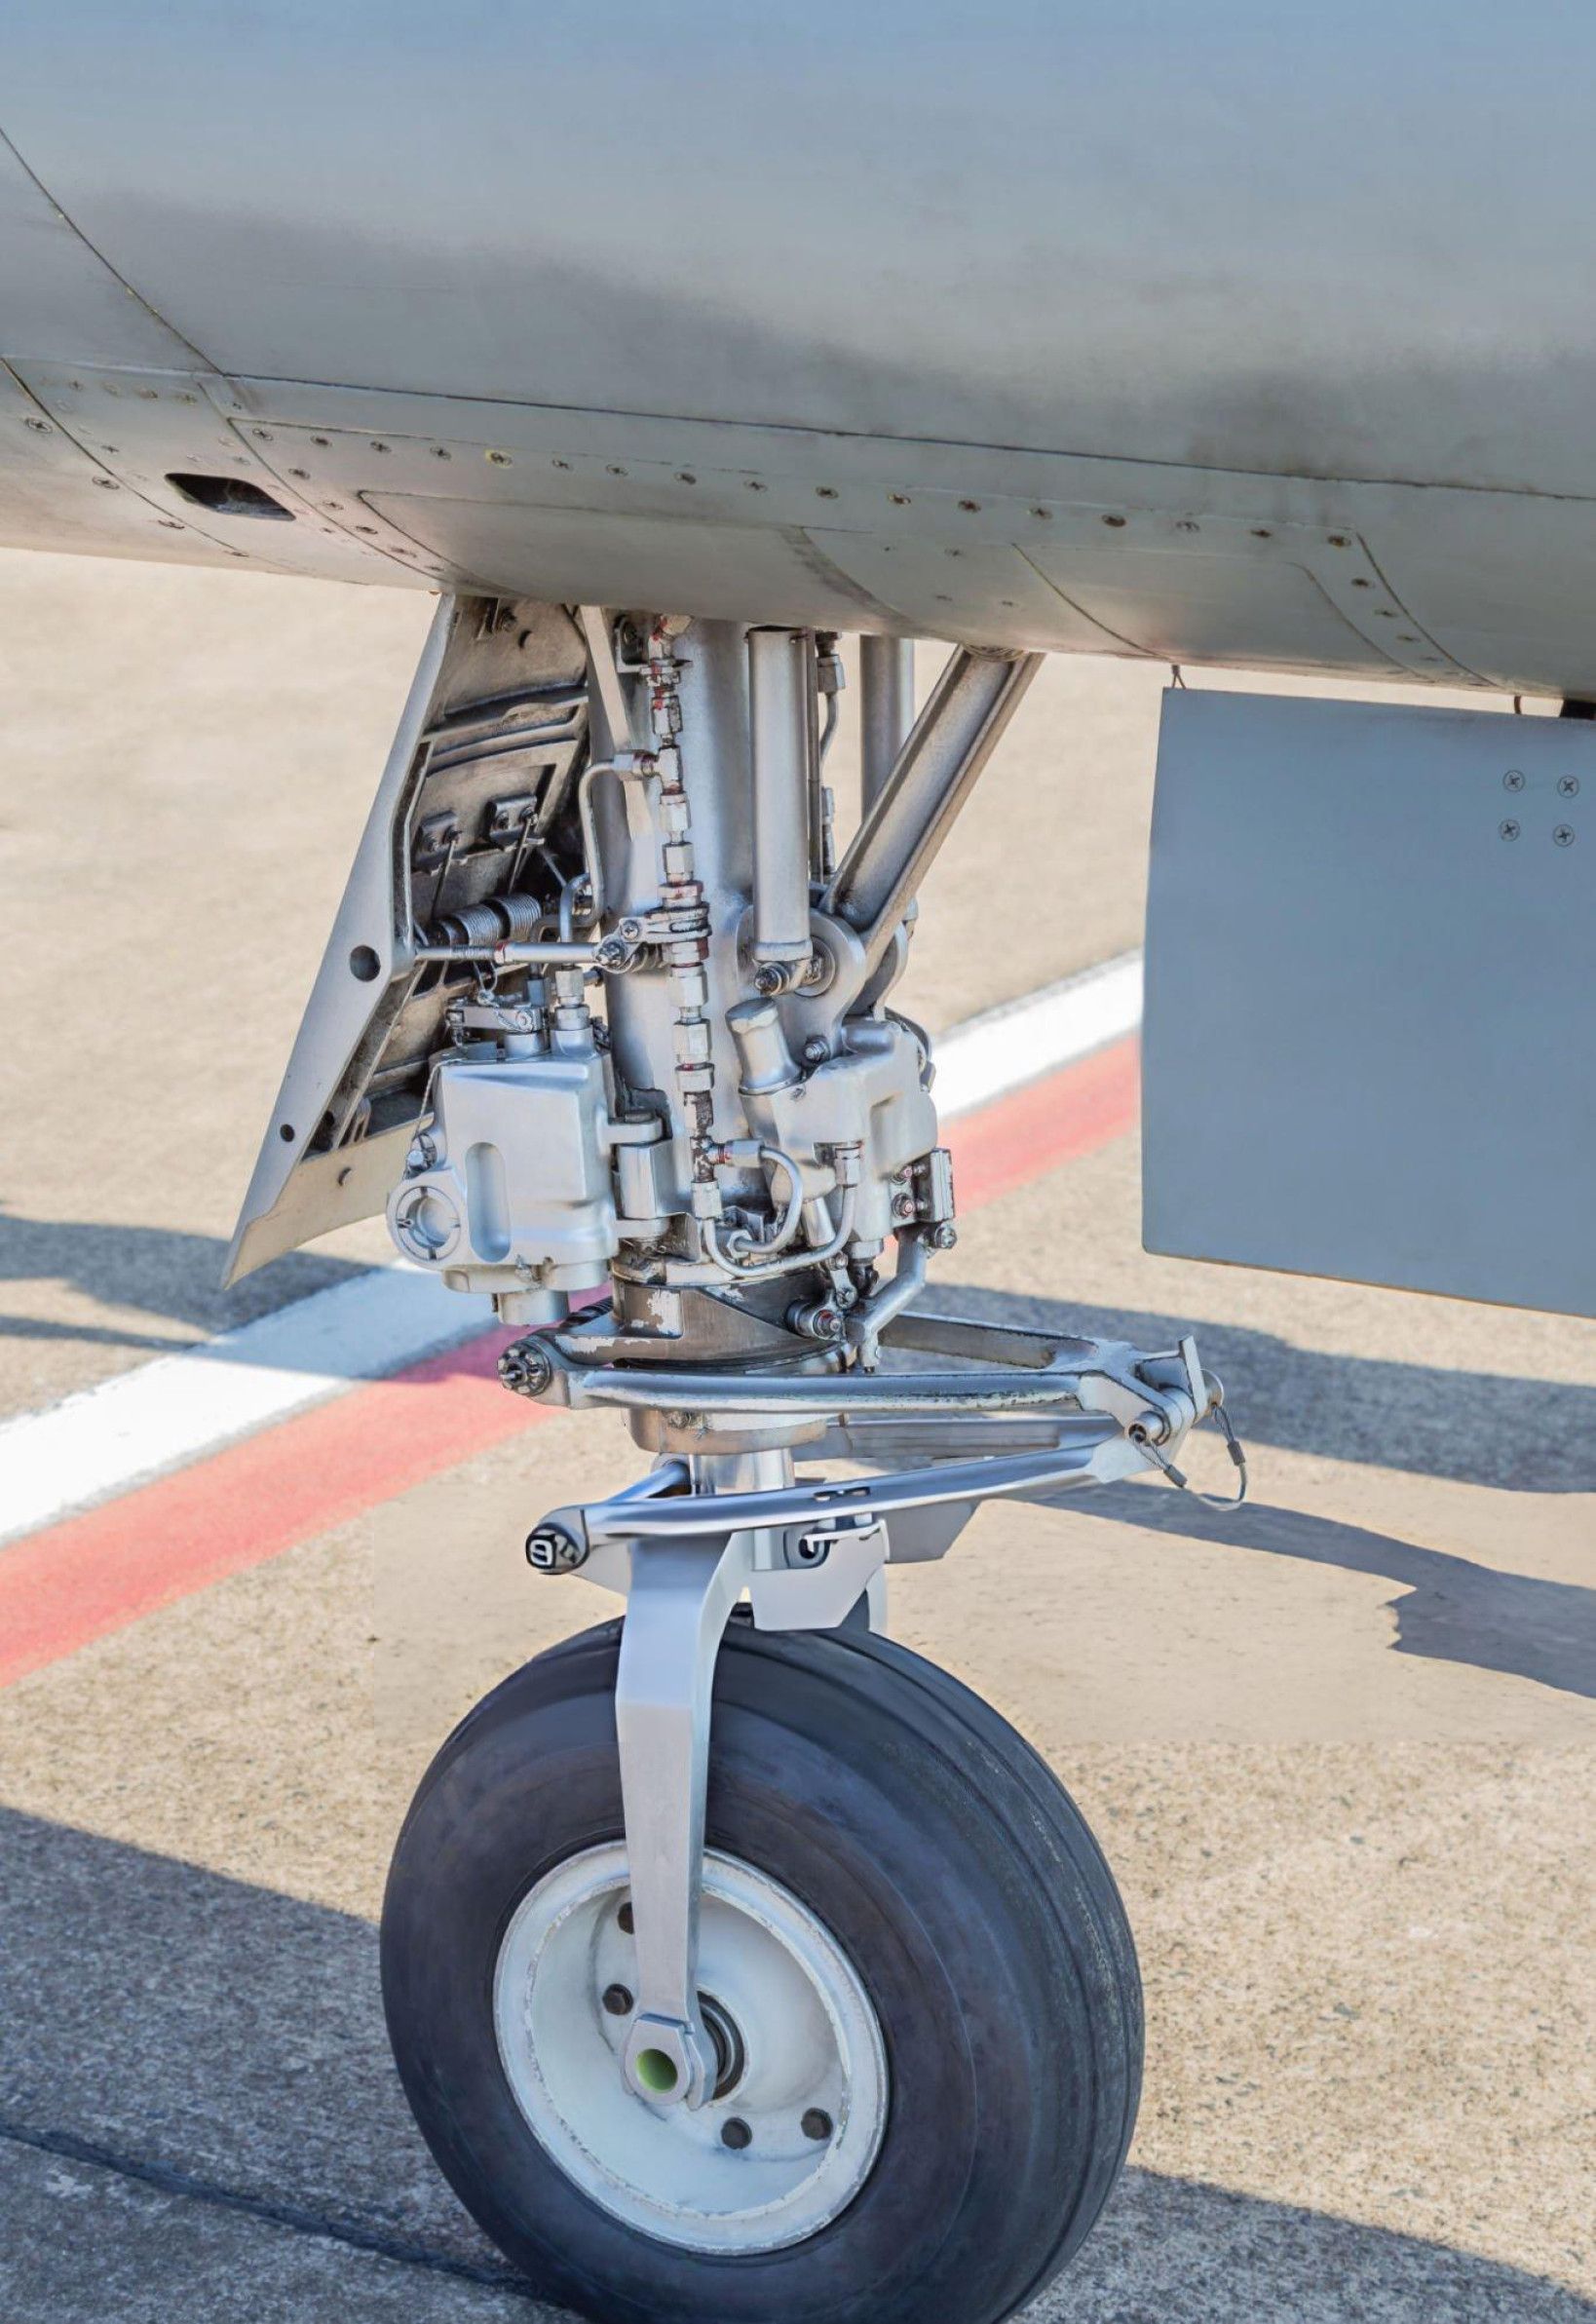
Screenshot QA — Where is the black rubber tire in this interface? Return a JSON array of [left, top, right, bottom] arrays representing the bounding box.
[[382, 1618, 1142, 2324]]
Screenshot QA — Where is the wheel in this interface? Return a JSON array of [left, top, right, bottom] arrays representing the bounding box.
[[382, 1617, 1142, 2324]]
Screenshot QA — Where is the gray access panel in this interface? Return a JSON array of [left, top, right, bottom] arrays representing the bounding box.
[[1142, 687, 1596, 1317]]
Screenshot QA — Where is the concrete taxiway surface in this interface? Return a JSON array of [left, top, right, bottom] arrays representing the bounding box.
[[0, 552, 1591, 2320]]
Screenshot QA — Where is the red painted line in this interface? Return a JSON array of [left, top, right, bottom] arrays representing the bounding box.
[[0, 1332, 535, 1690], [0, 1036, 1140, 1688], [949, 1033, 1140, 1210]]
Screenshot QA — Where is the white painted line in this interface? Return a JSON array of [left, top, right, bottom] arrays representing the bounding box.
[[933, 949, 1142, 1119], [0, 1266, 488, 1548], [0, 950, 1142, 1544]]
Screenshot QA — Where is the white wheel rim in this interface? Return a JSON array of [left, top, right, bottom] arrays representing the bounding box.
[[493, 1842, 889, 2254]]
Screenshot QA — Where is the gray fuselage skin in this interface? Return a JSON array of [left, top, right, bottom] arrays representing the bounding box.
[[1, 3, 1589, 697]]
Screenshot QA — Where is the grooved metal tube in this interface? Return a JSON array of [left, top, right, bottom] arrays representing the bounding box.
[[823, 648, 1043, 971], [858, 635, 916, 813], [747, 627, 816, 968]]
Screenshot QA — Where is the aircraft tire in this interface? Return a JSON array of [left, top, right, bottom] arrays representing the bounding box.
[[382, 1616, 1141, 2324]]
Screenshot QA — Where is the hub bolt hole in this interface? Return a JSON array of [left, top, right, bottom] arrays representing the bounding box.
[[601, 1984, 633, 2017], [802, 2108, 834, 2142], [721, 2117, 752, 2151]]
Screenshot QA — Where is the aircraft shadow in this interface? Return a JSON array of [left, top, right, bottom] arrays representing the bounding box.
[[0, 1207, 369, 1357], [0, 1811, 1589, 2322], [938, 1280, 1596, 1492], [4, 1229, 1595, 1490], [1046, 1484, 1596, 1703]]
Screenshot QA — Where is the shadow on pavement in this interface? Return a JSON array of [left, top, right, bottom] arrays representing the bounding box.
[[0, 1208, 367, 1354], [0, 1810, 1588, 2321], [1064, 1486, 1596, 1702], [941, 1281, 1596, 1492], [7, 1233, 1595, 1474]]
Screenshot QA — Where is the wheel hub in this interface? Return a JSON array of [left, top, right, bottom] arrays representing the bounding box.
[[493, 1842, 888, 2254]]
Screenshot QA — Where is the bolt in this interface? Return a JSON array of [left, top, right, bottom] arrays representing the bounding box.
[[524, 1521, 586, 1574], [1554, 824, 1577, 846], [893, 1193, 917, 1221], [601, 1984, 633, 2017], [1558, 775, 1581, 798], [1503, 769, 1527, 792], [801, 1036, 830, 1067], [617, 1901, 635, 1934], [500, 1339, 554, 1401], [801, 2109, 833, 2142], [753, 965, 785, 997], [721, 2118, 752, 2151], [1500, 819, 1521, 841], [931, 1223, 959, 1250]]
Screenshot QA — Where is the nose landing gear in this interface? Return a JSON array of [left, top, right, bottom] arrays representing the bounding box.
[[234, 593, 1234, 2318]]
